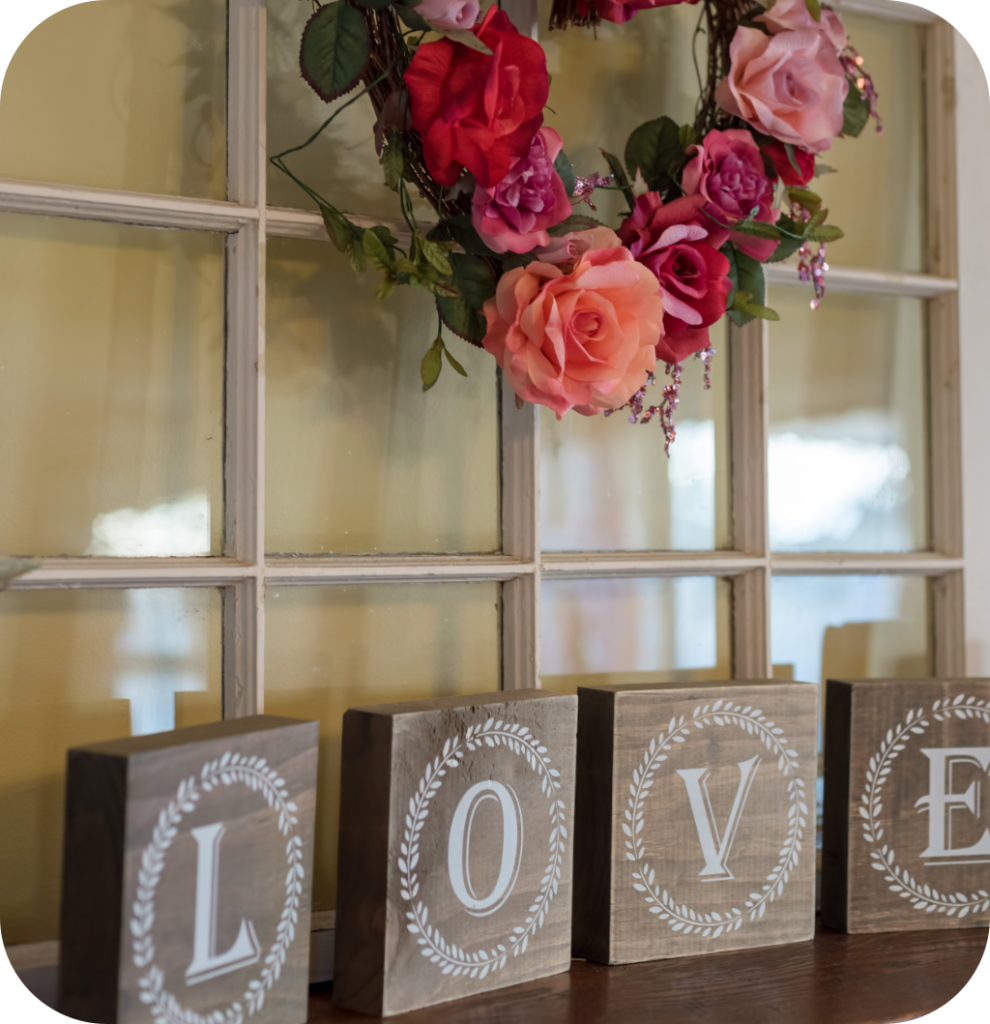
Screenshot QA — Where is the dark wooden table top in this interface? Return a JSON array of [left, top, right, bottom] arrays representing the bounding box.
[[308, 921, 988, 1024]]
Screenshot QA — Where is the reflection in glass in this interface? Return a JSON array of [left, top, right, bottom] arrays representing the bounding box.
[[264, 583, 500, 910], [0, 0, 226, 198], [0, 214, 225, 557], [0, 588, 222, 944], [266, 238, 499, 555], [541, 335, 730, 552], [541, 577, 732, 692], [768, 291, 927, 553]]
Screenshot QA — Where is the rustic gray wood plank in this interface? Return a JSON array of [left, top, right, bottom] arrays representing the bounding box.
[[333, 690, 577, 1017], [573, 680, 818, 964], [58, 715, 318, 1024], [821, 678, 990, 933]]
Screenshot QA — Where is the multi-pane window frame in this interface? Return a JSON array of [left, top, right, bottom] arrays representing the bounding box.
[[0, 0, 974, 914]]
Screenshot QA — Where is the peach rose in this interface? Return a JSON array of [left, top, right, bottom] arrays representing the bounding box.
[[482, 243, 663, 418], [756, 0, 847, 52], [716, 28, 848, 154]]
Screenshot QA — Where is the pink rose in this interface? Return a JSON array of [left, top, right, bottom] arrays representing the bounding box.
[[591, 0, 699, 27], [414, 0, 480, 31], [482, 244, 663, 418], [715, 28, 848, 154], [618, 193, 730, 363], [682, 128, 779, 262], [472, 128, 573, 254], [534, 226, 623, 265], [756, 0, 847, 51]]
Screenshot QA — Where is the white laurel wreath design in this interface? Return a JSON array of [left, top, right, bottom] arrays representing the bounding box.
[[860, 695, 990, 919], [399, 718, 565, 979], [628, 700, 806, 938], [131, 751, 304, 1024]]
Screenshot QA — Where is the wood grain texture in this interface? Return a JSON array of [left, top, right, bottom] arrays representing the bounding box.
[[821, 678, 990, 933], [573, 681, 818, 964], [58, 715, 318, 1024], [308, 920, 989, 1024], [332, 691, 577, 1017]]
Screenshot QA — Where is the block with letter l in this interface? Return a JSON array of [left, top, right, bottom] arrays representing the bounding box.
[[333, 690, 577, 1017], [573, 680, 818, 964], [822, 678, 990, 933], [58, 715, 318, 1024]]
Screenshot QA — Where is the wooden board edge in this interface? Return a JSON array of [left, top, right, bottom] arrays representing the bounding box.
[[820, 680, 853, 932]]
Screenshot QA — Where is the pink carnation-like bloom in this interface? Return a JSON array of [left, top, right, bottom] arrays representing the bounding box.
[[715, 28, 848, 154], [682, 128, 779, 262], [414, 0, 480, 31], [756, 0, 847, 51], [591, 0, 699, 27], [618, 193, 730, 363], [472, 128, 573, 254], [482, 243, 663, 418]]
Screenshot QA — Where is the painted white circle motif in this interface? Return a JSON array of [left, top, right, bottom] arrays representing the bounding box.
[[860, 696, 990, 918], [628, 701, 806, 938], [398, 719, 565, 978], [130, 752, 304, 1024]]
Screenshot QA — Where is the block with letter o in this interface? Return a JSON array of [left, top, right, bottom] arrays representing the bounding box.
[[573, 680, 818, 964], [822, 678, 990, 932], [58, 716, 318, 1024], [333, 690, 577, 1016]]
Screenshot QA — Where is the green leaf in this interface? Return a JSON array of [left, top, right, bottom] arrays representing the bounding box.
[[547, 212, 608, 236], [804, 0, 822, 23], [732, 219, 783, 241], [600, 149, 634, 209], [363, 228, 394, 274], [352, 0, 394, 8], [320, 204, 354, 253], [624, 117, 683, 192], [732, 289, 780, 322], [437, 253, 497, 345], [788, 186, 822, 212], [813, 163, 837, 177], [842, 78, 871, 138], [553, 150, 576, 197], [765, 216, 806, 263], [678, 123, 697, 152], [428, 215, 501, 257], [421, 336, 444, 392], [724, 246, 769, 326], [380, 133, 404, 192], [443, 346, 469, 377], [395, 4, 433, 30], [417, 234, 454, 276], [441, 28, 493, 55], [300, 2, 370, 104], [806, 224, 845, 243], [783, 143, 803, 177], [369, 224, 398, 258]]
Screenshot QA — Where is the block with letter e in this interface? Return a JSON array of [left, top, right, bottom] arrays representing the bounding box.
[[573, 680, 818, 964], [333, 690, 577, 1017], [822, 678, 990, 932], [58, 715, 318, 1024]]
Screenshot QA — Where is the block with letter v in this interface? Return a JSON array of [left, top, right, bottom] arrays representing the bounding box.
[[572, 679, 818, 963]]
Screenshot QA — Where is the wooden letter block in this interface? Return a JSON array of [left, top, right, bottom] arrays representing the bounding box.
[[58, 716, 318, 1024], [573, 681, 818, 964], [333, 690, 577, 1017], [822, 678, 990, 933]]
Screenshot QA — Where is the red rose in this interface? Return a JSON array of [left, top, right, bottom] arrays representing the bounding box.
[[761, 140, 816, 187], [403, 8, 549, 188], [619, 193, 731, 363]]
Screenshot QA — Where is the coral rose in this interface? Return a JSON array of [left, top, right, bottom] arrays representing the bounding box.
[[619, 193, 730, 363], [715, 28, 848, 154], [756, 0, 847, 51], [414, 0, 480, 32], [482, 243, 663, 418], [761, 139, 816, 186], [472, 127, 573, 254], [591, 0, 699, 27], [682, 128, 779, 262], [404, 8, 549, 187]]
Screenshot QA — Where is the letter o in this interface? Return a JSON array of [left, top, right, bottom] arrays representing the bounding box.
[[446, 781, 524, 917]]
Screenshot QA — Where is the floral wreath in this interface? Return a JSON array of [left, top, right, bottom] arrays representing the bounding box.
[[130, 752, 304, 1024], [398, 718, 566, 976], [860, 696, 990, 921], [626, 700, 807, 936], [277, 0, 879, 449]]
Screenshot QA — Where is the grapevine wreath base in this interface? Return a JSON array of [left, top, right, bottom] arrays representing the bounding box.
[[275, 0, 879, 449]]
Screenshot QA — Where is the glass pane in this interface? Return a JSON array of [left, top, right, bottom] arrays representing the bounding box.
[[0, 214, 225, 557], [805, 13, 925, 272], [264, 582, 500, 911], [767, 291, 927, 553], [0, 0, 226, 199], [266, 237, 499, 555], [541, 576, 732, 692], [541, 327, 730, 552], [0, 587, 222, 944]]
